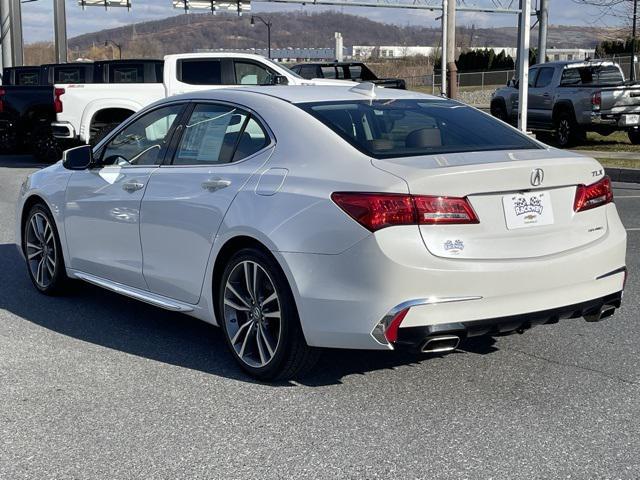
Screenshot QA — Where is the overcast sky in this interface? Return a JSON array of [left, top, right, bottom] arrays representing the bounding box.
[[22, 0, 627, 43]]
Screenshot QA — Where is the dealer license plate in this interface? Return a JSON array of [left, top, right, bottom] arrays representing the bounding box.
[[503, 191, 554, 230]]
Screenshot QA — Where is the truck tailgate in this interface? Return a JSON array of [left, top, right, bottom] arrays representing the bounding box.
[[601, 85, 640, 114]]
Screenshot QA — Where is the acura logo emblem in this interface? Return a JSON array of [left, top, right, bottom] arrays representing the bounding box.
[[531, 168, 544, 187]]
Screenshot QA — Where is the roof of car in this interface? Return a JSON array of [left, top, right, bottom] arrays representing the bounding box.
[[183, 85, 445, 104], [293, 62, 365, 67]]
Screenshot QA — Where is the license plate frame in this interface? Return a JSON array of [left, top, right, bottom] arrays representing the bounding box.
[[503, 190, 554, 230], [621, 114, 640, 126]]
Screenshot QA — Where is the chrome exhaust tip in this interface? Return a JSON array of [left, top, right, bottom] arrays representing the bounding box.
[[584, 304, 617, 323], [421, 335, 460, 353]]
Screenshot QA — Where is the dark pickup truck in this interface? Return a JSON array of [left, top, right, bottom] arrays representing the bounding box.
[[290, 62, 406, 89], [0, 59, 164, 161]]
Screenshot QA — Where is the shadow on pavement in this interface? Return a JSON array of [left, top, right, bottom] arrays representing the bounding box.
[[0, 243, 496, 386]]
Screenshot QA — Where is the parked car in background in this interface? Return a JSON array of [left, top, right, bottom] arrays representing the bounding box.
[[290, 61, 406, 89], [17, 85, 626, 380], [52, 53, 351, 146], [0, 60, 165, 161], [491, 60, 640, 147]]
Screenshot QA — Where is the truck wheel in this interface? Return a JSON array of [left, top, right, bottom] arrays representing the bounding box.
[[90, 123, 119, 147], [629, 129, 640, 145], [491, 102, 508, 122], [33, 134, 63, 164], [0, 129, 19, 154], [555, 111, 585, 148]]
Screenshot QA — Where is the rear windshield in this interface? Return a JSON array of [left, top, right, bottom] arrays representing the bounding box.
[[298, 99, 541, 158], [560, 65, 624, 86]]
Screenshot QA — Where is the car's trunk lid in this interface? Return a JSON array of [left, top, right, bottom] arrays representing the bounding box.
[[373, 149, 610, 260]]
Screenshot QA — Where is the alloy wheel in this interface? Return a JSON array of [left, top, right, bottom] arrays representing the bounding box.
[[558, 119, 570, 146], [25, 212, 57, 289], [223, 260, 282, 368]]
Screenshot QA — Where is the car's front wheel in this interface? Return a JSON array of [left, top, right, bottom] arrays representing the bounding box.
[[23, 204, 69, 295], [218, 248, 319, 380]]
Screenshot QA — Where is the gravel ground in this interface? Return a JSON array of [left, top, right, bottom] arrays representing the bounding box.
[[1, 155, 639, 479]]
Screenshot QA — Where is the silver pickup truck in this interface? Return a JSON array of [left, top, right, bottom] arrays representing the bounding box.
[[491, 60, 640, 147]]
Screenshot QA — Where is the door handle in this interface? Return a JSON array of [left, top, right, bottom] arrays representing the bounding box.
[[122, 180, 145, 193], [201, 177, 231, 192]]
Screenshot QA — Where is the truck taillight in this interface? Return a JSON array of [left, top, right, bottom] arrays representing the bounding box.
[[54, 87, 65, 113], [591, 91, 601, 112], [574, 176, 613, 212], [331, 192, 479, 232], [0, 88, 5, 113]]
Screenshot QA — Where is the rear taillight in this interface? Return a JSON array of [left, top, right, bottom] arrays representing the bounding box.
[[591, 91, 601, 112], [0, 88, 5, 113], [331, 192, 479, 232], [574, 176, 613, 212], [54, 87, 65, 114]]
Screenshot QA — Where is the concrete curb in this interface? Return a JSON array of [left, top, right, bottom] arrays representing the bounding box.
[[606, 167, 640, 184]]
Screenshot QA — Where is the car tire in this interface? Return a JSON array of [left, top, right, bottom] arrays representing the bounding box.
[[490, 102, 508, 123], [90, 123, 119, 147], [555, 111, 585, 148], [23, 203, 70, 295], [218, 247, 320, 381], [629, 129, 640, 145]]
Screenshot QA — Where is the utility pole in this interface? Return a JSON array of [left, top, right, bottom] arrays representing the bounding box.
[[517, 0, 531, 132], [441, 0, 447, 97], [9, 0, 22, 66], [446, 0, 457, 98], [53, 0, 68, 63], [632, 0, 638, 82], [0, 0, 12, 70], [537, 0, 548, 64]]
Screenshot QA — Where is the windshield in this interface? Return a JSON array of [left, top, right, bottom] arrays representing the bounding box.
[[263, 58, 303, 79], [298, 99, 541, 158]]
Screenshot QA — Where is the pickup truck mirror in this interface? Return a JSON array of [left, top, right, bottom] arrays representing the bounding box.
[[270, 75, 289, 86], [62, 145, 93, 170]]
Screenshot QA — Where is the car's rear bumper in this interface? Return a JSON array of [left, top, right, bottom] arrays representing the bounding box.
[[51, 122, 76, 139], [394, 290, 623, 352], [277, 204, 627, 350]]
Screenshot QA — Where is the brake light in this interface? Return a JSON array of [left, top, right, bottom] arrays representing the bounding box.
[[0, 88, 5, 113], [54, 87, 65, 113], [574, 176, 613, 212], [591, 91, 601, 112], [331, 192, 479, 232]]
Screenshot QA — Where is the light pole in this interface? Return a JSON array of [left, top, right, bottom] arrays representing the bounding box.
[[104, 40, 122, 59], [632, 0, 638, 82], [250, 15, 272, 59]]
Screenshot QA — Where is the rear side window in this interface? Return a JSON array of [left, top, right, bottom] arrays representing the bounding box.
[[178, 59, 222, 85], [561, 65, 623, 86], [349, 65, 362, 80], [321, 66, 337, 79], [173, 104, 269, 165], [110, 65, 143, 83], [298, 99, 541, 159]]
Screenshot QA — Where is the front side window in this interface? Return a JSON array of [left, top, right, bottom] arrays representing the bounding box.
[[299, 99, 541, 159], [534, 67, 555, 88], [234, 61, 273, 85], [528, 68, 538, 87], [178, 59, 222, 85], [173, 104, 269, 166], [298, 65, 318, 79], [101, 104, 183, 166]]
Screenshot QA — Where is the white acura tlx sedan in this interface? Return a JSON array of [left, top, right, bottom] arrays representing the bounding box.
[[16, 85, 627, 380]]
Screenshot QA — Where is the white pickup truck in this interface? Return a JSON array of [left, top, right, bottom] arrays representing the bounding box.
[[52, 52, 350, 145]]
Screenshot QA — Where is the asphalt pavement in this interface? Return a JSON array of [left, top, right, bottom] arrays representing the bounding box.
[[1, 155, 639, 479]]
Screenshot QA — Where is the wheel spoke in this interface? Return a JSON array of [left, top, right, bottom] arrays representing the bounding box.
[[260, 291, 277, 308], [255, 327, 267, 365], [45, 257, 55, 277], [226, 283, 251, 309], [238, 324, 254, 358], [231, 320, 252, 344], [263, 310, 280, 319], [36, 258, 45, 285], [258, 325, 275, 357], [30, 217, 43, 242], [224, 298, 250, 311], [243, 262, 254, 302], [252, 263, 258, 302], [27, 249, 42, 260]]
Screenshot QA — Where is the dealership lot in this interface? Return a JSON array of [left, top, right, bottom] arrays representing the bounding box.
[[1, 155, 639, 479]]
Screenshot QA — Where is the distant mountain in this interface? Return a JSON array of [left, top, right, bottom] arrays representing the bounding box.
[[65, 11, 614, 58]]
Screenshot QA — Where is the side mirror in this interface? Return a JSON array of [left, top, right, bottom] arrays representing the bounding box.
[[62, 145, 93, 170], [270, 75, 289, 86]]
